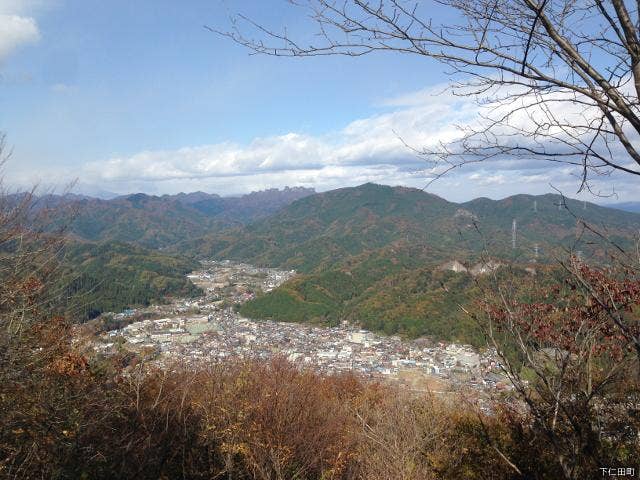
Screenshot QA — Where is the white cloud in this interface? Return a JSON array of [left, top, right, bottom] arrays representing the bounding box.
[[13, 82, 640, 201], [0, 13, 39, 61], [0, 0, 54, 61], [50, 82, 73, 93], [0, 0, 47, 64], [468, 173, 507, 186], [82, 85, 474, 191]]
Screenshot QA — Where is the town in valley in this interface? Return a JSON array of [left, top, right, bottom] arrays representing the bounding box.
[[94, 260, 508, 394]]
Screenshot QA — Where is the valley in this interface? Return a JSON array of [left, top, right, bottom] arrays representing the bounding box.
[[6, 4, 640, 474], [95, 260, 506, 395], [7, 183, 640, 478], [64, 183, 640, 346]]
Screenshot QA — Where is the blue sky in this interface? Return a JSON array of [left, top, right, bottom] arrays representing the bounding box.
[[1, 0, 637, 202]]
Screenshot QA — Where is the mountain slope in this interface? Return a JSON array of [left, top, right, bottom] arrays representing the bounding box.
[[57, 240, 203, 321], [180, 183, 463, 270], [208, 184, 640, 344], [41, 183, 640, 342], [182, 184, 640, 269], [40, 187, 315, 250], [459, 193, 639, 256]]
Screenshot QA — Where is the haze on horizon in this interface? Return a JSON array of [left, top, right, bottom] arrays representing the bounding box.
[[1, 0, 638, 203]]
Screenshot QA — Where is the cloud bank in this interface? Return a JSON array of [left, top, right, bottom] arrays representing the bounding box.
[[16, 83, 640, 202], [78, 87, 474, 196]]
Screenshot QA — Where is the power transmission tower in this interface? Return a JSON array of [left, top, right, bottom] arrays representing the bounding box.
[[534, 243, 539, 261], [533, 200, 537, 213], [512, 219, 517, 250]]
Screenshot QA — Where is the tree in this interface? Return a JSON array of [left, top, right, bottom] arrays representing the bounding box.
[[216, 0, 640, 193], [217, 3, 640, 476], [472, 257, 639, 478]]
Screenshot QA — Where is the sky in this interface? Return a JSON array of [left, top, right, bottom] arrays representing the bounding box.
[[0, 0, 638, 203]]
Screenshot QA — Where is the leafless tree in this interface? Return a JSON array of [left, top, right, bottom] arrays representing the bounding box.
[[214, 0, 640, 193]]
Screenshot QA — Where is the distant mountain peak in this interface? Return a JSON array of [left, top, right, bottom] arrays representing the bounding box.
[[605, 201, 640, 213]]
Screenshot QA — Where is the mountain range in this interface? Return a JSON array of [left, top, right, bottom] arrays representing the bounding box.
[[175, 183, 640, 344], [27, 183, 640, 343], [607, 201, 640, 213], [40, 186, 315, 249], [27, 187, 314, 320], [180, 183, 640, 269]]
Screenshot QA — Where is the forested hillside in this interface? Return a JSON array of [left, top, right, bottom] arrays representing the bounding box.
[[56, 241, 202, 320], [34, 183, 640, 337], [238, 244, 554, 345], [37, 187, 314, 249], [183, 183, 640, 269], [203, 184, 640, 344], [19, 187, 314, 319]]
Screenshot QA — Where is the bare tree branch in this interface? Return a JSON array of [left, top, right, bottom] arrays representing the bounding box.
[[213, 0, 640, 192]]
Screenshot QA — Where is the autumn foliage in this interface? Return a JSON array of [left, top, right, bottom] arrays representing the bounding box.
[[1, 186, 639, 479], [477, 257, 640, 479]]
